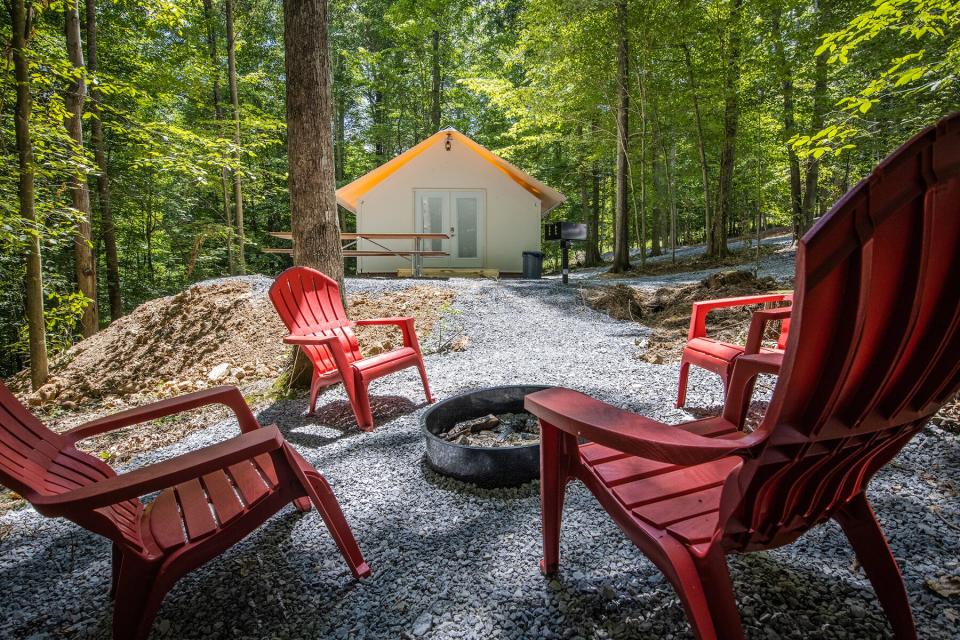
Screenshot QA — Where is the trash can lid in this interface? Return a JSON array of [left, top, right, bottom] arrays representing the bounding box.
[[522, 251, 545, 257]]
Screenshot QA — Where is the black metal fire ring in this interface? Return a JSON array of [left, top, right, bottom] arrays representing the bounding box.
[[421, 385, 551, 488]]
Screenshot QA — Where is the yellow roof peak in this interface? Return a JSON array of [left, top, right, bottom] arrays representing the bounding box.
[[336, 129, 566, 215]]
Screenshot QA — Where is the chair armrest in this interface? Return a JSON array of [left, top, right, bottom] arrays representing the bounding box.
[[283, 334, 340, 346], [688, 293, 792, 341], [525, 388, 758, 466], [744, 307, 793, 355], [721, 353, 785, 428], [66, 386, 261, 443], [35, 426, 286, 515], [354, 317, 423, 354], [354, 316, 415, 327]]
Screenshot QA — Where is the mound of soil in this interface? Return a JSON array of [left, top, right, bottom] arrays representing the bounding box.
[[581, 270, 790, 364], [10, 277, 456, 410]]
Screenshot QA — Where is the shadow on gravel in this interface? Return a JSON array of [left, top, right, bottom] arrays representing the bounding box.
[[418, 458, 539, 500], [258, 395, 426, 449]]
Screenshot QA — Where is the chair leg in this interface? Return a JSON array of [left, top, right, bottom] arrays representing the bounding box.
[[416, 358, 434, 404], [308, 369, 321, 416], [352, 379, 374, 431], [540, 421, 574, 576], [668, 547, 744, 640], [293, 496, 312, 512], [110, 543, 122, 599], [303, 471, 371, 579], [112, 555, 164, 640], [834, 493, 917, 639], [676, 359, 692, 408]]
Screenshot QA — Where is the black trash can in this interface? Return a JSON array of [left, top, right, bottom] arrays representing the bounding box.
[[522, 251, 544, 279]]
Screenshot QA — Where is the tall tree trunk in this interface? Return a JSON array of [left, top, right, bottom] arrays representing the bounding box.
[[771, 8, 802, 240], [587, 159, 602, 265], [682, 43, 712, 249], [430, 29, 441, 131], [802, 1, 830, 233], [284, 0, 344, 287], [203, 0, 234, 275], [12, 0, 49, 389], [86, 0, 120, 322], [711, 0, 742, 258], [610, 0, 631, 273], [64, 0, 98, 336], [226, 0, 245, 273], [650, 136, 663, 257]]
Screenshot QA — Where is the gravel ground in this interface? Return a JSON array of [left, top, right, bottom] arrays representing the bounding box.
[[1, 276, 958, 639], [573, 233, 797, 290]]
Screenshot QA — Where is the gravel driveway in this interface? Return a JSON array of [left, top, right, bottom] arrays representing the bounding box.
[[1, 276, 957, 639]]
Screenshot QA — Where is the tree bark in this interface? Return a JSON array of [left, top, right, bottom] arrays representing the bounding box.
[[64, 0, 98, 336], [771, 7, 803, 240], [226, 0, 245, 273], [682, 43, 712, 249], [711, 0, 742, 258], [85, 0, 121, 321], [203, 0, 234, 275], [12, 0, 49, 389], [802, 0, 830, 233], [610, 0, 631, 273], [284, 0, 344, 287], [586, 158, 602, 265], [430, 29, 441, 131]]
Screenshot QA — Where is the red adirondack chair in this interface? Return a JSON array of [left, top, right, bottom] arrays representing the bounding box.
[[526, 113, 960, 640], [269, 266, 433, 430], [0, 383, 369, 640], [676, 292, 792, 407]]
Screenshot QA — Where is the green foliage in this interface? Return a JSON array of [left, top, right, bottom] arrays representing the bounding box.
[[1, 0, 957, 378]]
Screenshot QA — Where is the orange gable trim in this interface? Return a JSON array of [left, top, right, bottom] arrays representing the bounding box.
[[335, 128, 565, 214]]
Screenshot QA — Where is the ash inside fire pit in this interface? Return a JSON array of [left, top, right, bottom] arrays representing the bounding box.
[[442, 412, 540, 447], [421, 385, 549, 487]]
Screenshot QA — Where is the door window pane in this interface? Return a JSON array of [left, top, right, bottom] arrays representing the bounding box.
[[426, 196, 444, 251], [456, 197, 478, 258]]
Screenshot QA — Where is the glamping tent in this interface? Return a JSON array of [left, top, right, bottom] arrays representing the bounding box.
[[337, 128, 566, 276]]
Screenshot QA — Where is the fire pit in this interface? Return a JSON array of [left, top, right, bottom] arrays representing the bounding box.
[[421, 385, 549, 488]]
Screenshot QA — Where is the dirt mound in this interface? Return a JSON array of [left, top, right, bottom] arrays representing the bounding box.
[[10, 277, 457, 409], [581, 270, 789, 364]]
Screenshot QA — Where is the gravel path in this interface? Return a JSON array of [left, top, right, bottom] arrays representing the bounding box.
[[572, 233, 797, 290], [1, 276, 958, 639]]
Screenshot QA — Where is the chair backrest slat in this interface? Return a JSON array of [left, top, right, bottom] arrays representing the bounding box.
[[720, 114, 960, 551], [269, 267, 363, 375], [0, 382, 143, 549]]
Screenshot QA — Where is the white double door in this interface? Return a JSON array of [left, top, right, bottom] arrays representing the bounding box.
[[415, 190, 484, 268]]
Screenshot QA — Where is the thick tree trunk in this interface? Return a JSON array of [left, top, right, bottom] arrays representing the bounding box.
[[203, 0, 234, 275], [430, 29, 441, 131], [12, 0, 49, 389], [610, 0, 631, 273], [226, 0, 245, 273], [682, 43, 712, 249], [284, 0, 344, 287], [711, 0, 742, 258], [86, 0, 121, 321], [771, 8, 803, 240], [64, 0, 98, 336]]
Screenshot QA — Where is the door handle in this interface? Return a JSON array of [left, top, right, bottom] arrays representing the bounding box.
[[449, 226, 455, 238]]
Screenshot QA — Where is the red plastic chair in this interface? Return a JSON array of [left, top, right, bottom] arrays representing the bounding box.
[[269, 266, 433, 431], [0, 383, 369, 640], [676, 293, 792, 407], [526, 113, 960, 640]]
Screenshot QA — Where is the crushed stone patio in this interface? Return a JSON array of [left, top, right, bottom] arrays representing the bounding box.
[[1, 276, 957, 639]]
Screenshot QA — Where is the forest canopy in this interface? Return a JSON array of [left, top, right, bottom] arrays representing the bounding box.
[[1, 0, 958, 381]]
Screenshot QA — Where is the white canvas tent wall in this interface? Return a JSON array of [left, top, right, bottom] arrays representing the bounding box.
[[337, 128, 566, 275]]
